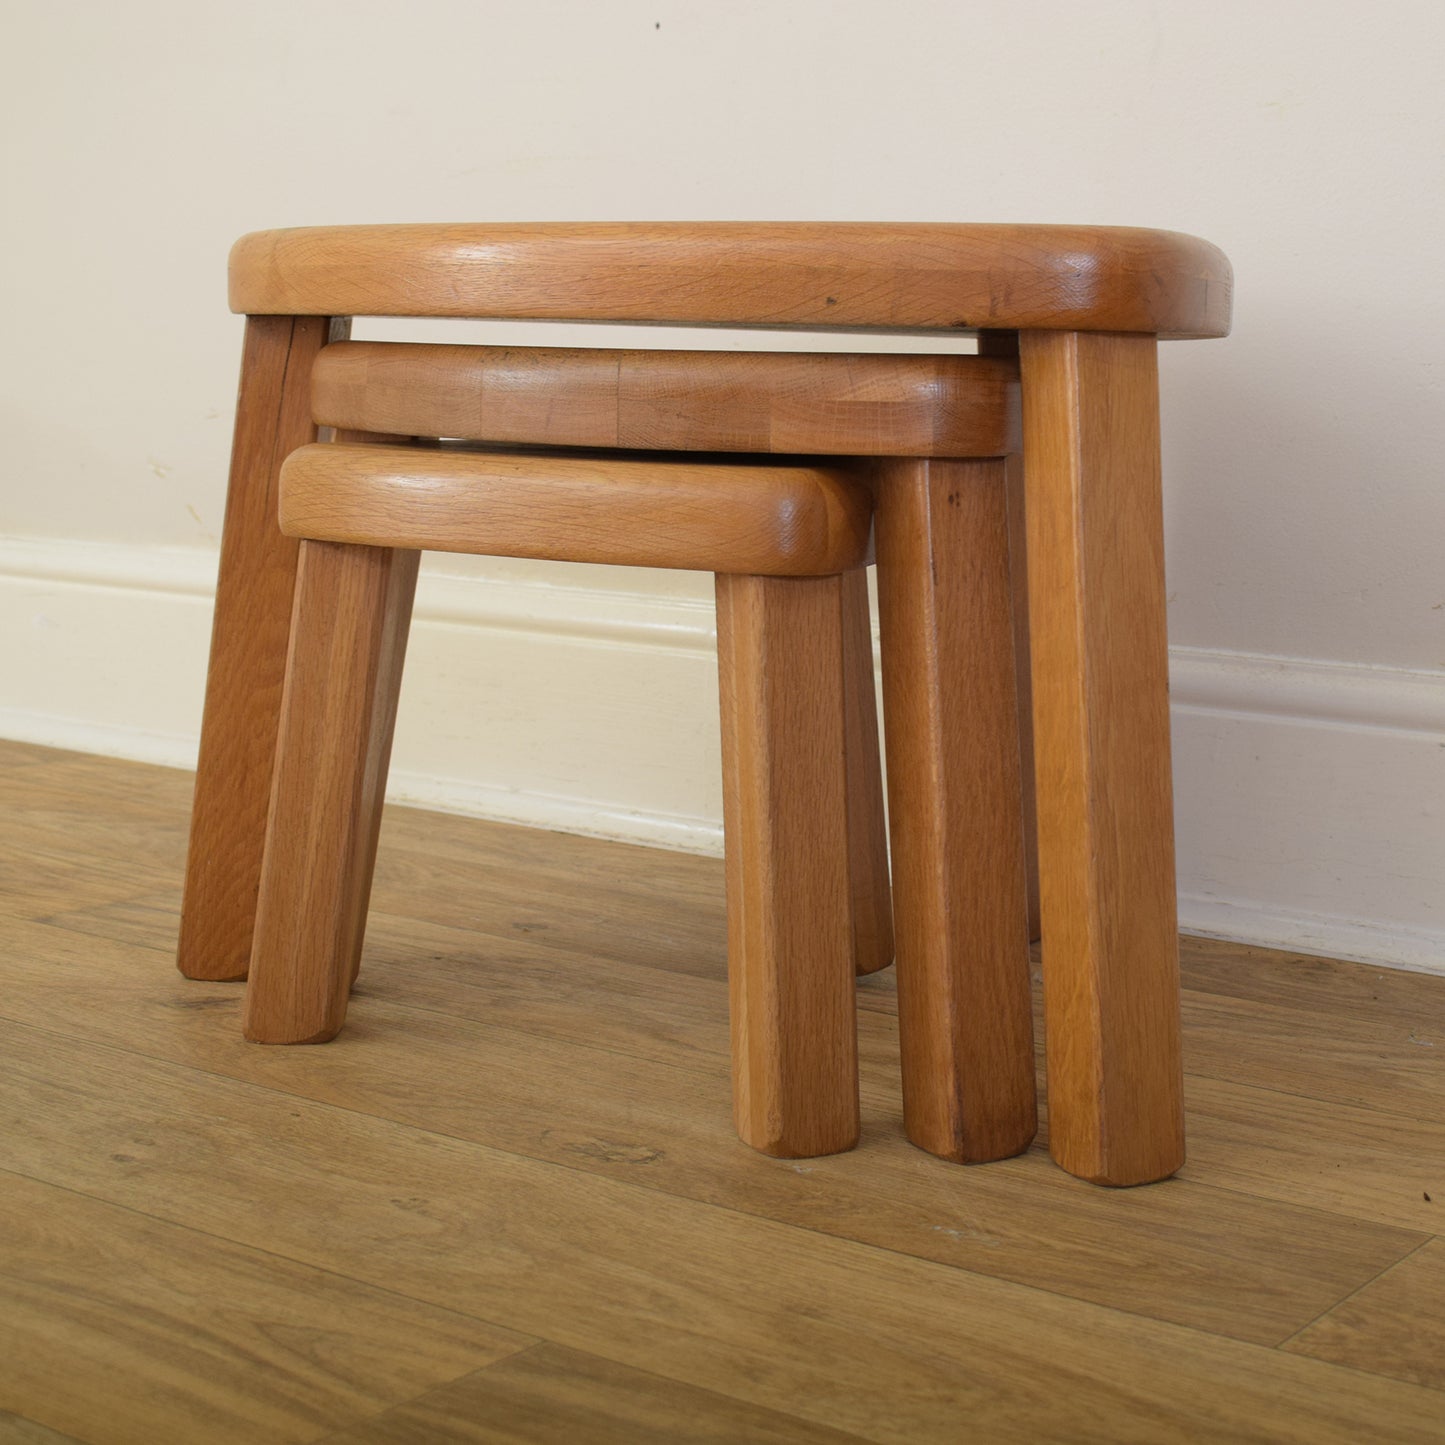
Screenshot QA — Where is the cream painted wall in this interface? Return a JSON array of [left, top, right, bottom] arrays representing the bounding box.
[[1, 0, 1441, 668], [3, 1, 1443, 967]]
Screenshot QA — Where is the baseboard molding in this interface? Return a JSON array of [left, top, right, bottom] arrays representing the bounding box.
[[1177, 895, 1444, 978], [1167, 646, 1444, 975], [0, 708, 198, 772], [383, 771, 722, 854], [1169, 646, 1444, 738], [2, 537, 1441, 974], [0, 537, 728, 849]]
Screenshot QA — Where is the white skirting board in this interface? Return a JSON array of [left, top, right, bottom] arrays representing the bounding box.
[[2, 536, 1442, 975]]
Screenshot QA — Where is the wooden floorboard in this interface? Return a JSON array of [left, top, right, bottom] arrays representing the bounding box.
[[319, 1342, 872, 1444], [0, 1169, 530, 1445], [1283, 1238, 1445, 1390], [1180, 985, 1445, 1123], [2, 745, 1443, 1442], [7, 1021, 1445, 1443], [0, 1408, 87, 1445], [0, 912, 1427, 1348], [0, 738, 59, 769], [1179, 1075, 1441, 1232], [1178, 935, 1445, 1029]]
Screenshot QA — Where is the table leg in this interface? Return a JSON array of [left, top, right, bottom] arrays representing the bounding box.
[[716, 571, 859, 1158], [244, 540, 419, 1043], [177, 314, 342, 981], [874, 458, 1037, 1164], [1019, 330, 1184, 1186], [841, 568, 894, 977]]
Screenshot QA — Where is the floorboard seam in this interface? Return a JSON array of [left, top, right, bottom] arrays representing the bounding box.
[[1273, 1235, 1436, 1352]]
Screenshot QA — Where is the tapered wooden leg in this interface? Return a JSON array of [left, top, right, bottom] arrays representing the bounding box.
[[841, 567, 894, 977], [978, 332, 1041, 943], [177, 315, 343, 981], [1004, 456, 1042, 943], [331, 429, 418, 988], [243, 540, 419, 1044], [1019, 330, 1184, 1186], [715, 572, 859, 1158], [873, 458, 1037, 1164]]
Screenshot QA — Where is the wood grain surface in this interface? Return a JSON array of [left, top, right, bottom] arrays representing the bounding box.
[[7, 1018, 1442, 1445], [176, 315, 336, 983], [873, 458, 1036, 1164], [1284, 1240, 1445, 1390], [230, 223, 1232, 338], [1020, 330, 1185, 1187], [0, 1168, 527, 1445], [279, 443, 874, 577], [310, 342, 1020, 458], [2, 894, 1434, 1343], [974, 328, 1040, 940], [245, 542, 419, 1044], [715, 573, 859, 1156], [2, 746, 1443, 1443], [840, 568, 894, 978], [1003, 451, 1041, 941], [324, 1343, 867, 1444]]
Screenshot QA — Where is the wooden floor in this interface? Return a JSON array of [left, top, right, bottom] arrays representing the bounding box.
[[2, 740, 1443, 1444]]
